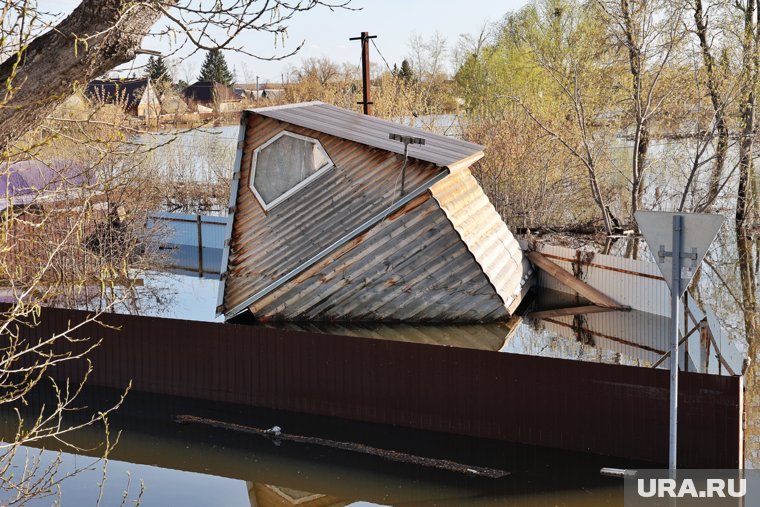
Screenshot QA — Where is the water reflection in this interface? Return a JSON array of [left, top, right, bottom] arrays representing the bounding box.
[[260, 319, 522, 352], [257, 289, 700, 370], [0, 388, 629, 506]]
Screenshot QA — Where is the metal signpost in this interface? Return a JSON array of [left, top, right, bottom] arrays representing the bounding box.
[[634, 211, 725, 473]]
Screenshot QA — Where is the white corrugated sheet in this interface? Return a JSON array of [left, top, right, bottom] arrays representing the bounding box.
[[530, 243, 743, 375]]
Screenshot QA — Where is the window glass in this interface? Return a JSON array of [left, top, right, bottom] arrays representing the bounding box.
[[252, 133, 331, 206]]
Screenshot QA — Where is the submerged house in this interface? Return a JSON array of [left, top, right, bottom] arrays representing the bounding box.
[[184, 81, 243, 113], [85, 78, 161, 118], [218, 102, 533, 322]]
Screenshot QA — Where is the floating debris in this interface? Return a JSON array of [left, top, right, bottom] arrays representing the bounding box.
[[175, 414, 510, 479]]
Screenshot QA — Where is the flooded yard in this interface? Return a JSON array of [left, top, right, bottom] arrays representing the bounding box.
[[2, 259, 752, 504], [1, 387, 630, 507]]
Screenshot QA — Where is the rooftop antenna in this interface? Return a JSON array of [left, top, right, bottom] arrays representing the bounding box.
[[389, 133, 425, 195]]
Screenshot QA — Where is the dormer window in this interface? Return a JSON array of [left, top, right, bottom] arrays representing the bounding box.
[[250, 131, 333, 210]]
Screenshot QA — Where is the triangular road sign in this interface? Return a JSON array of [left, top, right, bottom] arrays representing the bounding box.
[[635, 211, 725, 296]]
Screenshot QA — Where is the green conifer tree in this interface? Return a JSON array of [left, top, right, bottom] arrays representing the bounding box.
[[145, 56, 172, 83], [198, 49, 235, 87], [398, 59, 414, 82]]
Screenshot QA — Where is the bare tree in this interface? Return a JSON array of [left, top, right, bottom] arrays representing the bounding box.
[[598, 0, 684, 223], [290, 57, 341, 86], [734, 0, 760, 227], [0, 0, 351, 156], [689, 0, 732, 211], [0, 0, 352, 501], [452, 21, 494, 68]]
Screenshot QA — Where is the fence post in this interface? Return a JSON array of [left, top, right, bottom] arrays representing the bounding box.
[[197, 214, 203, 277]]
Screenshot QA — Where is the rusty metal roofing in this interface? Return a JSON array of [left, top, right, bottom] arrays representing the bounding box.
[[250, 102, 484, 168], [244, 169, 532, 322], [221, 105, 530, 322], [222, 113, 447, 318], [429, 170, 533, 314], [247, 193, 512, 322]]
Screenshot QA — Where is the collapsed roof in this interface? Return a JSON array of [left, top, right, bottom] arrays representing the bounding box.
[[219, 102, 532, 322]]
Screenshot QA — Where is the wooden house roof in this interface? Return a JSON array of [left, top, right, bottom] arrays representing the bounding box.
[[85, 78, 151, 110], [219, 104, 531, 322], [184, 81, 243, 103]]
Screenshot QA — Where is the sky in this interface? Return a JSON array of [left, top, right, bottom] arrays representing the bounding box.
[[38, 0, 530, 85]]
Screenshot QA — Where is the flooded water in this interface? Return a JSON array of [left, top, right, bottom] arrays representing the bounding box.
[[0, 387, 630, 507], [6, 122, 756, 504]]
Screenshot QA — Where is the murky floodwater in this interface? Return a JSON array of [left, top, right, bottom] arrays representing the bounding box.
[[0, 387, 630, 506]]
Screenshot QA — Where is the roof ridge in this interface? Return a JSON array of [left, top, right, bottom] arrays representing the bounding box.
[[249, 102, 484, 168]]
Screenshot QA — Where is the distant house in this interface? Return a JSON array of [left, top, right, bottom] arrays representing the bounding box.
[[219, 102, 533, 322], [159, 90, 189, 115], [85, 78, 161, 118], [234, 83, 286, 101], [0, 160, 93, 211], [183, 81, 243, 113]]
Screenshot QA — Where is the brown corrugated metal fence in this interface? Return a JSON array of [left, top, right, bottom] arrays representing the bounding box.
[[19, 307, 742, 468]]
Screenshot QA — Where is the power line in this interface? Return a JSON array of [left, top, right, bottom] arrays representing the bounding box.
[[370, 39, 393, 74], [370, 37, 419, 119]]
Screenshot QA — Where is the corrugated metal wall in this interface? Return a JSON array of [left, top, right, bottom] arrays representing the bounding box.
[[21, 307, 742, 468], [224, 114, 445, 313], [532, 243, 744, 374], [534, 244, 669, 316], [430, 169, 532, 313]]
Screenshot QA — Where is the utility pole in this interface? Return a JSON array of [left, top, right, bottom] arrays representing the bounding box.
[[256, 76, 259, 102], [349, 32, 377, 115]]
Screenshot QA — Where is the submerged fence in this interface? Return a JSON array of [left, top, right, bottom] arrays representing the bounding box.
[[146, 211, 228, 277], [20, 306, 743, 468]]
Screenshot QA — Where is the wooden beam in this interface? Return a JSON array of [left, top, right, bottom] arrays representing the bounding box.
[[529, 304, 620, 319], [526, 251, 628, 310]]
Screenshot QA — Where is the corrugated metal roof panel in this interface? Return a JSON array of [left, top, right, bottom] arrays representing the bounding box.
[[223, 113, 447, 315], [223, 106, 532, 321], [248, 194, 510, 322], [429, 170, 533, 313], [251, 102, 484, 168]]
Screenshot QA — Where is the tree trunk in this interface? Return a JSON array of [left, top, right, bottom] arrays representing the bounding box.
[[0, 0, 166, 154], [693, 0, 729, 211], [737, 226, 758, 347], [736, 0, 759, 227], [621, 0, 648, 222]]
